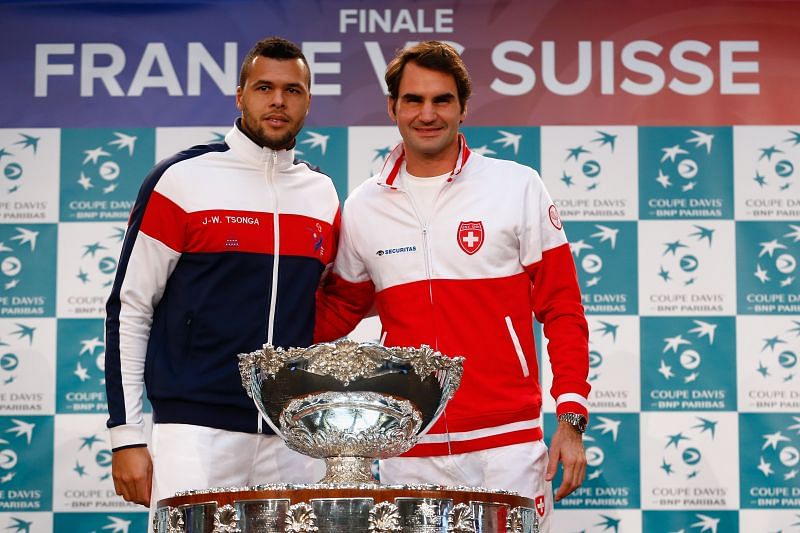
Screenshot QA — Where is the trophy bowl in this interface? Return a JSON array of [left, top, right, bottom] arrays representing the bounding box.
[[239, 339, 464, 484]]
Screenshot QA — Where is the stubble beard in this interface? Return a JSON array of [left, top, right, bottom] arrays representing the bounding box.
[[242, 110, 304, 151]]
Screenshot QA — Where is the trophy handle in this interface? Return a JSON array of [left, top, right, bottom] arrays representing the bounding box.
[[416, 360, 464, 438], [249, 366, 286, 438]]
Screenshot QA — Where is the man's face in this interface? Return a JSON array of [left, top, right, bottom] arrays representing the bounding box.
[[236, 56, 311, 150], [388, 62, 466, 165]]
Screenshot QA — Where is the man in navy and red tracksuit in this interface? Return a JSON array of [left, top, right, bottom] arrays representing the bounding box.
[[315, 41, 590, 531], [105, 38, 336, 516]]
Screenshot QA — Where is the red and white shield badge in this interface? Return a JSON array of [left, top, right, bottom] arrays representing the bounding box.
[[534, 495, 546, 517], [457, 221, 484, 255]]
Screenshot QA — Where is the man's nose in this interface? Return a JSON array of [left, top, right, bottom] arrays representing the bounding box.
[[418, 101, 436, 122], [271, 90, 286, 107]]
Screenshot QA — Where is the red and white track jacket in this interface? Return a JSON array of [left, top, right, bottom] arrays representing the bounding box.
[[315, 136, 590, 456]]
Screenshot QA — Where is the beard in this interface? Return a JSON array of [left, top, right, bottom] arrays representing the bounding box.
[[241, 108, 305, 151]]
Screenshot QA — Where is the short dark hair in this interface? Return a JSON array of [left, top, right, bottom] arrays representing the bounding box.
[[239, 37, 310, 88], [385, 41, 472, 112]]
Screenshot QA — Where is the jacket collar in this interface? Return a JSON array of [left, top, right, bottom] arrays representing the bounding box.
[[378, 133, 472, 188], [225, 119, 297, 169]]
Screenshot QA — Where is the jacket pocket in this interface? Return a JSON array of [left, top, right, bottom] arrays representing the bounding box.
[[504, 315, 530, 378]]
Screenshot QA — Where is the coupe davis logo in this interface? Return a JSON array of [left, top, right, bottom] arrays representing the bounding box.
[[654, 130, 714, 194], [570, 224, 618, 289], [658, 225, 715, 286], [752, 129, 800, 193], [751, 224, 799, 290], [558, 129, 617, 192], [659, 416, 717, 480], [0, 132, 39, 196], [756, 322, 800, 384]]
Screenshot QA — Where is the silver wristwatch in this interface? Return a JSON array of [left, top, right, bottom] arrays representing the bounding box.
[[557, 413, 587, 434]]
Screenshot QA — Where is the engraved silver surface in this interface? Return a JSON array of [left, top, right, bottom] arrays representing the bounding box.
[[238, 340, 464, 484]]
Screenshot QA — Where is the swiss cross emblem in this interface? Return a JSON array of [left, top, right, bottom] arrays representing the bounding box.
[[534, 495, 545, 517], [457, 221, 484, 255]]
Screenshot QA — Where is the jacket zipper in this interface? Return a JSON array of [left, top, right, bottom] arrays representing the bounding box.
[[504, 316, 531, 377], [261, 150, 280, 433]]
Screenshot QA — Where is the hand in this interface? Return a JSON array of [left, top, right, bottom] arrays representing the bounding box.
[[545, 422, 587, 501], [111, 446, 153, 506]]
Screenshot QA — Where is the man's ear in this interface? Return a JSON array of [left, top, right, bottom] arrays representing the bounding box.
[[387, 98, 397, 122], [235, 86, 243, 111]]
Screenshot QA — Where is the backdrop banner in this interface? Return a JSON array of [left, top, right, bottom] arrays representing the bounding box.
[[1, 1, 799, 532]]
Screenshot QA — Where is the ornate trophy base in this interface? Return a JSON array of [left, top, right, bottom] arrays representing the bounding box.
[[155, 483, 540, 532]]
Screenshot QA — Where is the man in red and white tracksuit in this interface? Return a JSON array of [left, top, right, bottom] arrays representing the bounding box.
[[315, 41, 590, 531]]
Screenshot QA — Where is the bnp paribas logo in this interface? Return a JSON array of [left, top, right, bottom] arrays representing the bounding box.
[[656, 225, 717, 288], [736, 221, 800, 314], [641, 510, 737, 533], [750, 129, 800, 194], [567, 221, 638, 314], [757, 323, 800, 385], [74, 226, 125, 291], [462, 127, 540, 170], [641, 317, 736, 411], [0, 415, 53, 511], [0, 225, 57, 317], [556, 129, 617, 192], [60, 128, 155, 222], [56, 319, 107, 414], [555, 414, 639, 509], [72, 433, 112, 482], [658, 417, 721, 482], [639, 127, 733, 219], [294, 128, 348, 201], [740, 413, 800, 509], [0, 323, 34, 387], [0, 132, 41, 197]]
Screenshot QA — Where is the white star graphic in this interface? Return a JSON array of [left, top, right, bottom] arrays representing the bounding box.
[[83, 146, 110, 165], [758, 239, 788, 257], [762, 430, 791, 450], [754, 264, 770, 283], [688, 320, 717, 344], [663, 334, 691, 353], [77, 172, 93, 190], [300, 131, 329, 155], [681, 181, 697, 192], [569, 239, 593, 256], [661, 144, 689, 162], [108, 132, 137, 155], [591, 224, 619, 248], [656, 170, 672, 188], [686, 130, 714, 153], [493, 130, 522, 154], [757, 456, 773, 477], [10, 227, 38, 251], [80, 337, 104, 356], [471, 145, 496, 156], [74, 361, 90, 382], [658, 360, 674, 379], [593, 416, 621, 441], [784, 224, 800, 243]]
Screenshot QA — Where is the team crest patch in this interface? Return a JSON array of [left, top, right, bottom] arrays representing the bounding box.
[[548, 204, 563, 230], [457, 221, 484, 255], [535, 494, 546, 517]]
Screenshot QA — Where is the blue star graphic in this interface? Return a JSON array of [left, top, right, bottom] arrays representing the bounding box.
[[781, 183, 792, 191], [753, 173, 767, 187], [692, 417, 717, 438], [594, 321, 619, 341], [684, 277, 696, 286], [80, 434, 102, 450], [785, 130, 800, 146], [658, 266, 671, 281], [110, 226, 126, 242], [687, 470, 699, 479], [666, 432, 689, 448], [592, 131, 617, 152], [82, 241, 107, 258], [208, 131, 226, 142], [690, 225, 714, 245], [7, 517, 32, 533], [77, 269, 89, 283], [594, 514, 621, 532], [10, 324, 35, 344], [762, 335, 786, 351], [790, 321, 800, 336], [660, 458, 674, 475], [759, 145, 784, 161], [0, 147, 13, 160], [566, 145, 590, 161], [756, 362, 770, 377], [74, 461, 87, 477], [561, 172, 574, 187], [587, 183, 598, 191], [373, 146, 391, 162], [14, 134, 40, 153], [663, 240, 688, 256]]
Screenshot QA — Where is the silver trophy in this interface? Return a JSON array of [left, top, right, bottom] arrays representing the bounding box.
[[238, 339, 465, 484]]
